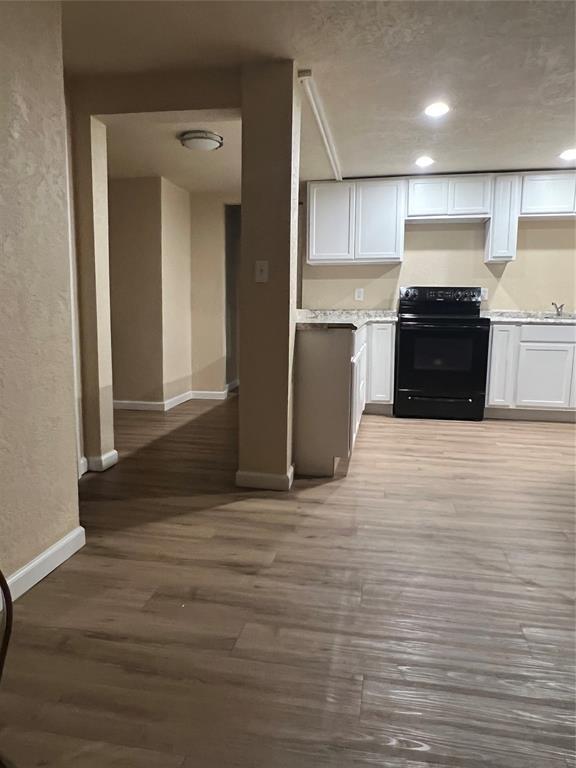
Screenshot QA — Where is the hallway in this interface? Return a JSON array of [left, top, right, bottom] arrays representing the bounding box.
[[1, 398, 574, 767]]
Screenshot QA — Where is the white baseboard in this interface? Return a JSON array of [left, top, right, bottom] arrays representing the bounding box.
[[7, 526, 86, 601], [190, 389, 228, 400], [236, 465, 294, 491], [114, 386, 235, 412], [87, 449, 119, 472], [113, 399, 166, 411], [78, 455, 88, 478]]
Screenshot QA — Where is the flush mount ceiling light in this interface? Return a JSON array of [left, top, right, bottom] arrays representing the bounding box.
[[424, 101, 450, 118], [415, 155, 435, 168], [559, 148, 576, 161], [178, 130, 223, 151]]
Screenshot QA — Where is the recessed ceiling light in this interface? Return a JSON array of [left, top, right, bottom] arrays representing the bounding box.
[[415, 155, 435, 168], [559, 148, 576, 161], [178, 130, 223, 151], [424, 102, 450, 118]]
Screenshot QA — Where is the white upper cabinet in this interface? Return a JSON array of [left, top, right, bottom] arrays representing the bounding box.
[[308, 180, 405, 264], [449, 176, 492, 214], [407, 178, 449, 216], [355, 180, 406, 262], [521, 172, 576, 215], [308, 181, 355, 262], [407, 175, 491, 217], [485, 175, 521, 262]]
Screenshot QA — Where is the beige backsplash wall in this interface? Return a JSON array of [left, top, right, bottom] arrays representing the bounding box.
[[301, 219, 576, 311]]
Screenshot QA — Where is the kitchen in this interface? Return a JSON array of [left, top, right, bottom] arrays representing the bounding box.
[[294, 165, 576, 476]]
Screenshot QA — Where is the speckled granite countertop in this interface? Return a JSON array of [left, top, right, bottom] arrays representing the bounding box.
[[481, 310, 576, 325], [295, 308, 576, 329], [295, 309, 397, 329]]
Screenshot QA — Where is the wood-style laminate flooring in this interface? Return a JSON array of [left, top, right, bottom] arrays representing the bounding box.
[[1, 397, 575, 767]]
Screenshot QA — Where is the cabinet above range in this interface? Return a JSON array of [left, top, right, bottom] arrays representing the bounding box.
[[306, 170, 576, 266]]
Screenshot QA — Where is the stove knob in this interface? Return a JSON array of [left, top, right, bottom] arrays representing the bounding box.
[[403, 288, 411, 299], [454, 290, 462, 300]]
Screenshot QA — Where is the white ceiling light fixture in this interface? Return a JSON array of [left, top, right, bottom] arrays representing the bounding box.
[[178, 129, 223, 151], [415, 155, 435, 168], [298, 69, 342, 181], [559, 148, 576, 161], [424, 101, 450, 118]]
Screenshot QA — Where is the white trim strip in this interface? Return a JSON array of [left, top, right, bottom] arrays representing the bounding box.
[[86, 449, 119, 472], [113, 387, 233, 411], [298, 70, 342, 182], [236, 465, 294, 492], [7, 527, 86, 601]]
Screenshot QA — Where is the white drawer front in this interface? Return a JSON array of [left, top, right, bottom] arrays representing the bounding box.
[[520, 325, 576, 343]]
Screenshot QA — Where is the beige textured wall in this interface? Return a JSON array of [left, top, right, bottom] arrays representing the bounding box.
[[0, 2, 80, 575], [190, 194, 228, 392], [161, 178, 193, 399], [109, 178, 164, 402], [238, 61, 301, 479], [301, 219, 576, 311]]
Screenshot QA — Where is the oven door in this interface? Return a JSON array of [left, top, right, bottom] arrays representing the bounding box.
[[395, 318, 490, 399]]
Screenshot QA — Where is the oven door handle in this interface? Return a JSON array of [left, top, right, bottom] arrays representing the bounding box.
[[400, 322, 489, 331]]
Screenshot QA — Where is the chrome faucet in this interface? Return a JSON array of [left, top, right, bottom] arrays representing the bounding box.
[[552, 302, 565, 317]]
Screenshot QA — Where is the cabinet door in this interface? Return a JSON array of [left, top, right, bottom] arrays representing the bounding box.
[[516, 343, 575, 408], [487, 324, 518, 406], [355, 180, 405, 261], [521, 173, 576, 215], [407, 178, 449, 216], [308, 182, 355, 262], [449, 176, 492, 215], [571, 354, 576, 409], [485, 176, 521, 262], [368, 323, 395, 402]]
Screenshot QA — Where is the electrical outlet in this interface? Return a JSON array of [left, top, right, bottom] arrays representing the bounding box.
[[254, 260, 269, 283], [354, 288, 365, 302], [480, 287, 488, 301]]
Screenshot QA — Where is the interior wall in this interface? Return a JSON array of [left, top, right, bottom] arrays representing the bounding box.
[[225, 205, 241, 386], [161, 178, 193, 400], [0, 2, 80, 575], [238, 61, 301, 481], [109, 177, 164, 402], [68, 69, 241, 463], [190, 193, 228, 392], [301, 219, 576, 310]]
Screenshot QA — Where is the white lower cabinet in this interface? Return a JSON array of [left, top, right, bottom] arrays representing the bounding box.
[[368, 323, 395, 403], [487, 324, 518, 406], [487, 323, 576, 411], [350, 332, 367, 448], [516, 343, 575, 408]]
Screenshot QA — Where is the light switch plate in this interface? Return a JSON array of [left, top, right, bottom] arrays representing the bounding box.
[[354, 288, 365, 302], [254, 260, 269, 283]]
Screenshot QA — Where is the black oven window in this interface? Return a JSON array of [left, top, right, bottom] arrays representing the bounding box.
[[414, 337, 473, 372]]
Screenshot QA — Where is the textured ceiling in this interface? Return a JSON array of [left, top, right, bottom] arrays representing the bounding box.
[[63, 1, 576, 179]]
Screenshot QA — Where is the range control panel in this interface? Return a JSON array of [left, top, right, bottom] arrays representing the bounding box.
[[400, 286, 482, 303]]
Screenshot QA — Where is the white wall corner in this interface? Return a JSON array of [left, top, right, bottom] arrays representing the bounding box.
[[7, 527, 86, 601], [86, 449, 119, 472], [235, 465, 294, 491], [78, 456, 88, 478]]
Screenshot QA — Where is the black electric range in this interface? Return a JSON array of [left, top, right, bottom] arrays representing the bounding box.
[[393, 286, 491, 420]]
